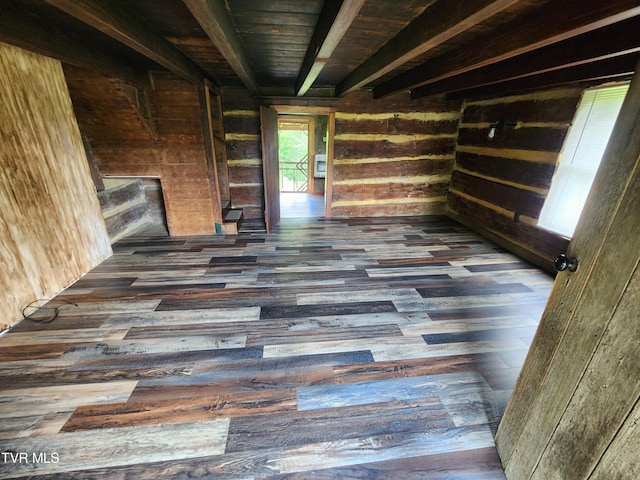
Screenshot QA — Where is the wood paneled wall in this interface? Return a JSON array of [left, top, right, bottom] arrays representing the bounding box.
[[332, 92, 461, 217], [221, 88, 264, 219], [446, 87, 583, 270], [0, 43, 111, 331], [64, 67, 221, 236]]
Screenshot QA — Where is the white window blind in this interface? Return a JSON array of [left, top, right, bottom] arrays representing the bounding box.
[[538, 84, 630, 238]]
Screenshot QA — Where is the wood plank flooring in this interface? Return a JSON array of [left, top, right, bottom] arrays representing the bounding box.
[[280, 193, 325, 218], [0, 215, 555, 479]]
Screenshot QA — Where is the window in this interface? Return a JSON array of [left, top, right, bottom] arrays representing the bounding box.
[[538, 84, 630, 238]]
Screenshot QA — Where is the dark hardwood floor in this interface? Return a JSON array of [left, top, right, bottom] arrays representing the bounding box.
[[0, 216, 554, 479]]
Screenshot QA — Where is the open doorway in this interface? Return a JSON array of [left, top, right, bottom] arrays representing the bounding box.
[[278, 115, 326, 218]]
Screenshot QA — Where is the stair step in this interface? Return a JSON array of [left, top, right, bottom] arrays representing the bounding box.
[[238, 218, 266, 234], [224, 209, 242, 222], [221, 208, 244, 235], [221, 199, 231, 216]]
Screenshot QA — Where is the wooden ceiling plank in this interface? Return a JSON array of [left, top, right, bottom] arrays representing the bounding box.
[[412, 16, 640, 98], [335, 0, 521, 96], [44, 0, 206, 84], [445, 54, 639, 100], [182, 0, 260, 95], [374, 0, 640, 98], [295, 0, 367, 96], [0, 3, 149, 87]]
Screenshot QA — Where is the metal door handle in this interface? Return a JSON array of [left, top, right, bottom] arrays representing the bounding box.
[[553, 253, 578, 272]]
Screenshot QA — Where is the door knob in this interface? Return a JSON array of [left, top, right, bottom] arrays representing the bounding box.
[[553, 253, 578, 272]]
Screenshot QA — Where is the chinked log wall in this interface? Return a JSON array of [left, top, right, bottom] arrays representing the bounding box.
[[64, 67, 221, 236], [221, 88, 264, 219], [332, 92, 462, 217], [219, 89, 463, 221], [446, 87, 582, 270], [98, 178, 167, 243], [218, 87, 576, 273], [67, 70, 583, 270]]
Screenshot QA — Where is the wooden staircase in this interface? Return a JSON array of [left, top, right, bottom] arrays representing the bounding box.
[[220, 199, 244, 234]]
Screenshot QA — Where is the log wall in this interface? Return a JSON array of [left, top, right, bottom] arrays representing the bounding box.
[[0, 43, 111, 331], [219, 89, 463, 222], [64, 66, 221, 236], [332, 92, 462, 217], [446, 87, 583, 270], [98, 178, 167, 243], [221, 88, 264, 219]]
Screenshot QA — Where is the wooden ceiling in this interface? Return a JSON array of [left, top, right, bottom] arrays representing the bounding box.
[[1, 0, 639, 99]]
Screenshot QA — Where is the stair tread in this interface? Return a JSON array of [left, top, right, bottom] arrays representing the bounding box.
[[224, 209, 243, 222]]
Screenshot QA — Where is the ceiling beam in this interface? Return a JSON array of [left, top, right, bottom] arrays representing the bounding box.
[[446, 53, 638, 101], [0, 3, 149, 87], [336, 0, 520, 96], [182, 0, 260, 96], [44, 0, 207, 85], [411, 16, 640, 98], [295, 0, 366, 97], [373, 0, 640, 98]]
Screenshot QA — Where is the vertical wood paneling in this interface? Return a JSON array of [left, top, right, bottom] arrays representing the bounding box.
[[532, 263, 640, 479], [222, 88, 264, 219], [332, 92, 461, 218], [446, 87, 583, 271], [590, 398, 640, 479], [0, 42, 111, 332], [65, 67, 220, 236]]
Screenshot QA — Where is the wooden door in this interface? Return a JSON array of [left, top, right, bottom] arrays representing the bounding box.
[[496, 69, 640, 478], [260, 105, 280, 233]]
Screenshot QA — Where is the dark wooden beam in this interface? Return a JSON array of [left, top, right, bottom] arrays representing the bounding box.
[[0, 3, 149, 86], [412, 17, 640, 98], [257, 96, 337, 113], [44, 0, 206, 84], [446, 54, 638, 101], [336, 0, 520, 96], [295, 0, 366, 96], [374, 0, 640, 98], [182, 0, 260, 96]]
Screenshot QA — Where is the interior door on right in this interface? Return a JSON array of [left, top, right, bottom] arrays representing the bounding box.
[[496, 71, 640, 479]]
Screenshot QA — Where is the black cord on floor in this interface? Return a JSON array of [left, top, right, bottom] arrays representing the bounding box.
[[22, 299, 78, 323]]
